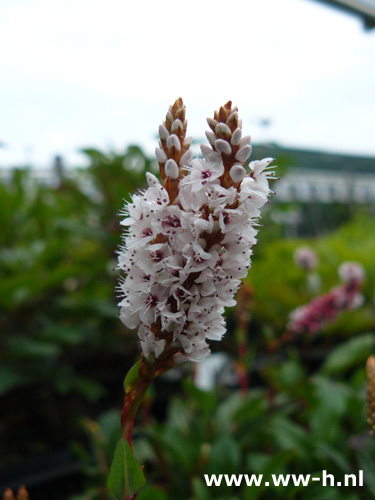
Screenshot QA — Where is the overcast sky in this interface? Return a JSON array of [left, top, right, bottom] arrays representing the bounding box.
[[0, 0, 374, 168]]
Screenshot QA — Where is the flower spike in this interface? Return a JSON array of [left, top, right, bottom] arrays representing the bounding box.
[[117, 99, 276, 364]]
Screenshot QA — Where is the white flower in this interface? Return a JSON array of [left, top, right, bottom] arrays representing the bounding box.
[[139, 326, 166, 359], [182, 157, 224, 193], [117, 99, 275, 362]]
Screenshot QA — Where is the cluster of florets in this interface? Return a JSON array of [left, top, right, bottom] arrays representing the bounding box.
[[288, 261, 365, 335], [117, 99, 276, 362], [294, 246, 318, 272]]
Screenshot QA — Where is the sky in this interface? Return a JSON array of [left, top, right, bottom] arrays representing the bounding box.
[[0, 0, 375, 169]]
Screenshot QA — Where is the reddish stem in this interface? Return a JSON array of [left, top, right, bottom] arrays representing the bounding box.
[[121, 358, 156, 450]]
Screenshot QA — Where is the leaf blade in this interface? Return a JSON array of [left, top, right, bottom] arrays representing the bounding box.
[[107, 438, 145, 499]]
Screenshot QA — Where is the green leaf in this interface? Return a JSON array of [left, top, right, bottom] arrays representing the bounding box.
[[124, 359, 141, 393], [107, 438, 145, 499], [322, 333, 375, 375]]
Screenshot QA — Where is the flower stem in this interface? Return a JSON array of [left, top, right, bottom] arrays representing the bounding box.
[[120, 353, 178, 450], [121, 358, 156, 450]]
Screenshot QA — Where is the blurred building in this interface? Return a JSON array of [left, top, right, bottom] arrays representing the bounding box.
[[252, 144, 375, 205], [1, 146, 375, 205]]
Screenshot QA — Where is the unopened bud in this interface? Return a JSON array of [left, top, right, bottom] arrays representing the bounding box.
[[155, 147, 167, 164], [207, 117, 218, 132], [231, 127, 242, 146], [166, 111, 174, 128], [165, 159, 179, 179], [230, 164, 246, 183], [226, 111, 239, 130], [166, 134, 181, 151], [235, 145, 252, 163], [205, 131, 216, 147], [171, 119, 183, 132], [215, 123, 232, 139], [215, 139, 232, 155], [159, 124, 169, 140], [218, 106, 228, 122]]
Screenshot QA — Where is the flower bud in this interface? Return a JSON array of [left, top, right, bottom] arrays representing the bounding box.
[[215, 139, 232, 155], [155, 147, 167, 164], [226, 111, 239, 130], [235, 145, 252, 163], [230, 164, 246, 183], [171, 119, 183, 132], [205, 131, 216, 147], [159, 124, 169, 140], [165, 159, 179, 179], [207, 117, 218, 132], [166, 111, 174, 128], [230, 127, 242, 146], [215, 122, 232, 139], [166, 134, 181, 151]]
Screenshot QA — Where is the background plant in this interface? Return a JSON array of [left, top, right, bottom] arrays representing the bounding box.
[[1, 143, 374, 499]]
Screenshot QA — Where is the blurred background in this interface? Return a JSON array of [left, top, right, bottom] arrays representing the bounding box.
[[1, 1, 375, 499]]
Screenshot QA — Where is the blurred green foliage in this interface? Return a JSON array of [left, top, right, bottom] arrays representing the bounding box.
[[1, 146, 373, 401], [78, 332, 375, 499], [1, 145, 374, 499], [0, 145, 156, 402], [249, 215, 375, 337]]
